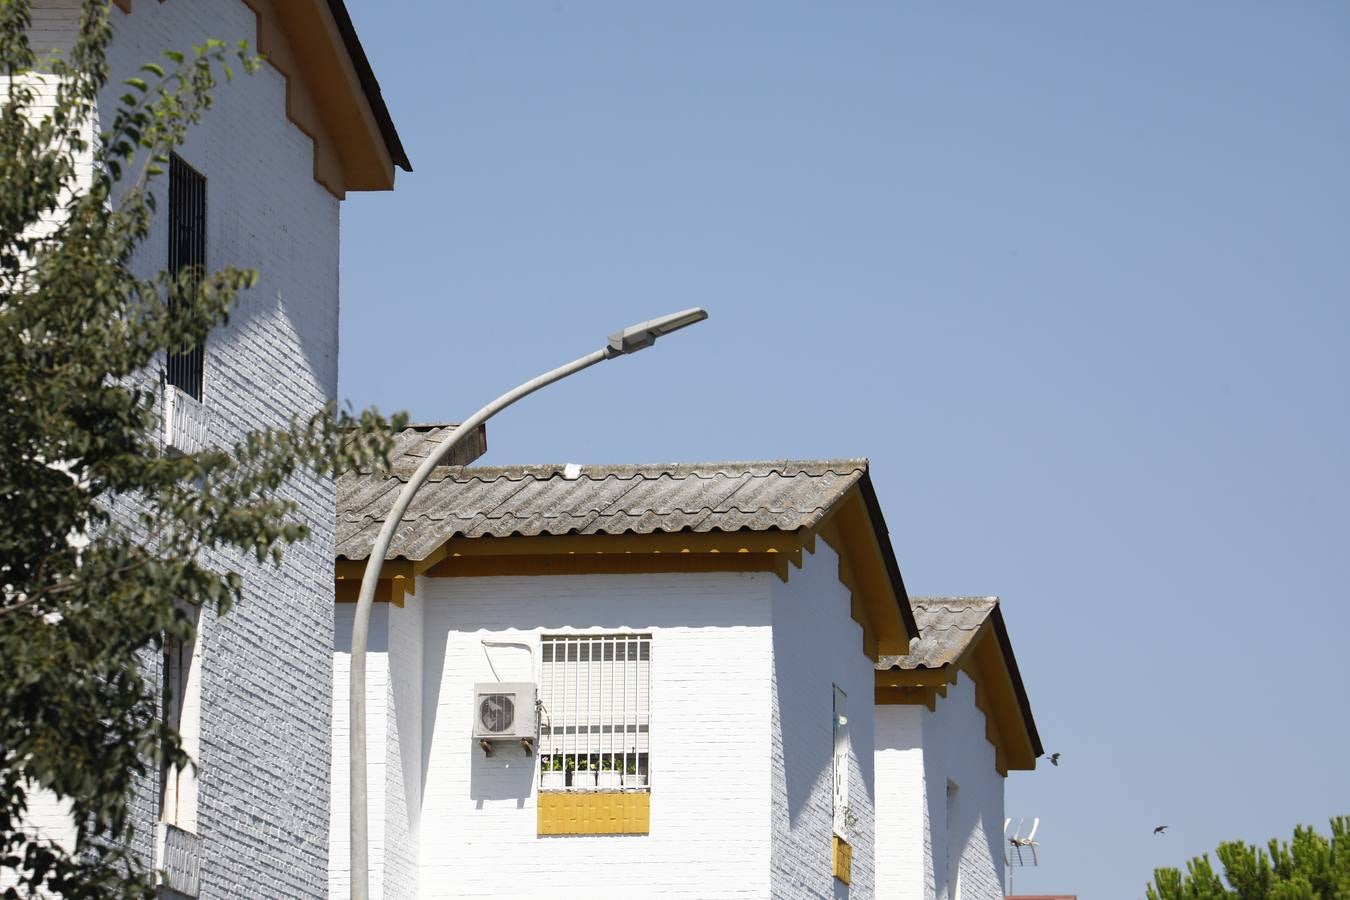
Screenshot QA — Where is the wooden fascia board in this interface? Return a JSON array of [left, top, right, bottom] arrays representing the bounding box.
[[239, 0, 346, 196], [334, 574, 406, 606], [973, 626, 1039, 771], [990, 605, 1044, 760], [874, 684, 937, 711], [425, 552, 782, 579], [817, 488, 909, 656], [336, 558, 414, 580], [269, 0, 394, 191], [875, 666, 952, 689], [335, 530, 802, 598], [334, 553, 438, 607], [431, 530, 806, 558], [396, 529, 805, 580]]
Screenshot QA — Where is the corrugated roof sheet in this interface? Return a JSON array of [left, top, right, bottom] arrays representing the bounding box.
[[877, 596, 997, 670], [338, 450, 869, 562]]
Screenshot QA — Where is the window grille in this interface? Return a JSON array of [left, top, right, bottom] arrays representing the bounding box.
[[539, 634, 650, 791], [166, 154, 206, 401]]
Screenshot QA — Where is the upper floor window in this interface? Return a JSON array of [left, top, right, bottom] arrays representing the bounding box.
[[538, 634, 650, 791], [166, 153, 206, 401]]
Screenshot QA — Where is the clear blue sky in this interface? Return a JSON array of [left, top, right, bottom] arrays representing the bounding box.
[[337, 3, 1350, 895]]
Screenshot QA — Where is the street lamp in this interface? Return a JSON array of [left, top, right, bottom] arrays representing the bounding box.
[[348, 308, 708, 899]]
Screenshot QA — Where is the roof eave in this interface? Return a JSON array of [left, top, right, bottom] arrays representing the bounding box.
[[325, 0, 411, 174], [990, 605, 1044, 760], [856, 470, 920, 642]]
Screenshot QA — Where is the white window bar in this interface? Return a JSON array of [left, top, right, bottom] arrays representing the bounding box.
[[639, 636, 644, 781], [571, 635, 579, 777], [621, 635, 629, 782], [628, 635, 636, 783]]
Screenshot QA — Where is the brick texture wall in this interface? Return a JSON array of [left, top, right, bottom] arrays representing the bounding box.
[[109, 2, 341, 894], [18, 1, 344, 896], [333, 572, 779, 899], [875, 705, 930, 899], [770, 543, 878, 900]]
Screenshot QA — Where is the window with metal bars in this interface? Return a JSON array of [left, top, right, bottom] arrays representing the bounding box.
[[538, 634, 651, 791], [166, 153, 206, 400]]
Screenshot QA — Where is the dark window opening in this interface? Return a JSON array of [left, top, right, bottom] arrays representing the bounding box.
[[166, 154, 206, 401]]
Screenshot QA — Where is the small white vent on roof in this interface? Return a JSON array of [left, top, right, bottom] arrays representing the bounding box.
[[562, 463, 582, 480]]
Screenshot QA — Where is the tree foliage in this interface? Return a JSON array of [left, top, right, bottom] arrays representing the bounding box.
[[1147, 818, 1350, 900], [0, 1, 403, 895]]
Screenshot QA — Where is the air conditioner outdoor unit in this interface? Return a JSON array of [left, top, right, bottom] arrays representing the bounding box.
[[472, 682, 537, 756]]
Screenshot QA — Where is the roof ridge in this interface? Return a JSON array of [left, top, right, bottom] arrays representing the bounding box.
[[337, 456, 873, 561], [427, 458, 869, 482]]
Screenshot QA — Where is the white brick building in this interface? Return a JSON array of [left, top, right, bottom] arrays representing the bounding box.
[[17, 1, 408, 896], [333, 442, 1040, 899]]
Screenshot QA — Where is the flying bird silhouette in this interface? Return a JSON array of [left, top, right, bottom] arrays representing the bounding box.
[[1047, 752, 1060, 767], [1154, 825, 1169, 835]]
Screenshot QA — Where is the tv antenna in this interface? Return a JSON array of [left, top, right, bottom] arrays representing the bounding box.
[[1005, 816, 1041, 895]]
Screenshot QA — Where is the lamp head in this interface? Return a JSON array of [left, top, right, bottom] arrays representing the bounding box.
[[607, 307, 708, 355]]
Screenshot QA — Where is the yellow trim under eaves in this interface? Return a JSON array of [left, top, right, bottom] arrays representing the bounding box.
[[537, 791, 650, 836]]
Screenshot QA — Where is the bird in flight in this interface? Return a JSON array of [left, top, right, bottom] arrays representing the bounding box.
[[1154, 825, 1169, 835], [1044, 752, 1061, 767]]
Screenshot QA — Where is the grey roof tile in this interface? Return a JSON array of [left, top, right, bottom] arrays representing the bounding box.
[[337, 450, 869, 561], [877, 596, 997, 671]]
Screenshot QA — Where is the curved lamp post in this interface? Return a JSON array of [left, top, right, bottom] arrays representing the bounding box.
[[349, 308, 708, 899]]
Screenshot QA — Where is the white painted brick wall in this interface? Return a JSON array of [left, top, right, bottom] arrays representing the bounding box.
[[332, 572, 780, 899], [769, 543, 877, 900], [19, 2, 344, 895], [331, 599, 425, 900], [384, 597, 424, 900], [875, 706, 928, 900], [874, 673, 1006, 900], [424, 572, 775, 899]]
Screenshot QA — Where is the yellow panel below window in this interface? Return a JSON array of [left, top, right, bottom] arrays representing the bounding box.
[[537, 791, 650, 836], [833, 835, 852, 885]]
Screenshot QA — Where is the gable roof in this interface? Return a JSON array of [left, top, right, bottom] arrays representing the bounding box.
[[336, 445, 918, 651], [877, 596, 1042, 771]]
